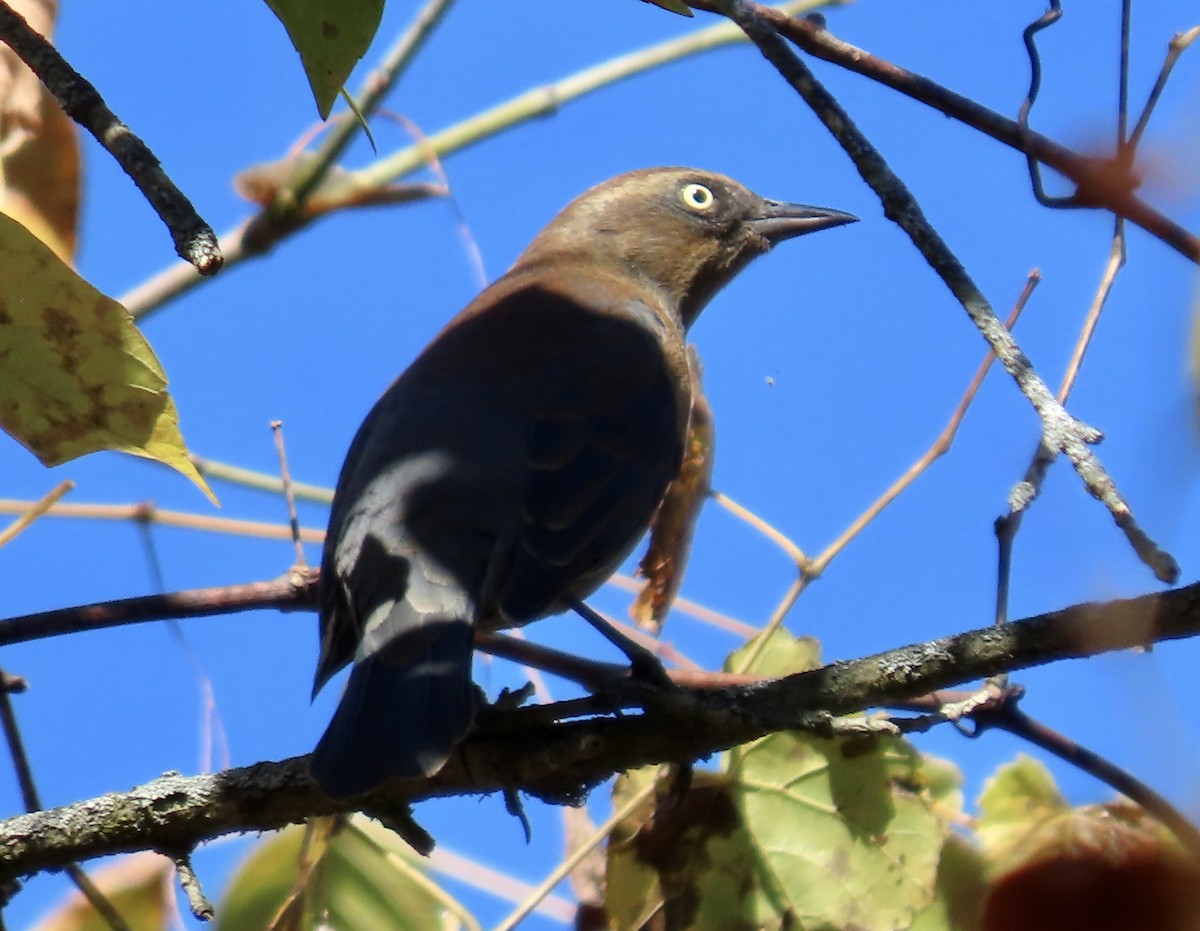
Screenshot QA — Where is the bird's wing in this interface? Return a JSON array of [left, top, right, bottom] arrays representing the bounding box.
[[313, 270, 691, 686], [452, 274, 692, 624]]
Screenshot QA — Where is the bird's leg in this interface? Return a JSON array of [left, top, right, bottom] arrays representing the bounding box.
[[565, 597, 675, 689]]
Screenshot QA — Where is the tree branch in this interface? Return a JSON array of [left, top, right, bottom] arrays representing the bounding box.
[[704, 0, 1179, 584], [0, 1, 221, 273], [688, 0, 1200, 264], [2, 579, 1198, 879]]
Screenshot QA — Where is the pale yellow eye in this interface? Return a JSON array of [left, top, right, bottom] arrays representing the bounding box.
[[680, 182, 715, 211]]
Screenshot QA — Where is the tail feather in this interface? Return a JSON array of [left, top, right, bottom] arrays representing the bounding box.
[[309, 619, 475, 799]]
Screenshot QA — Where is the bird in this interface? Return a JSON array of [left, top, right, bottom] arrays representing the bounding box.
[[309, 167, 856, 799]]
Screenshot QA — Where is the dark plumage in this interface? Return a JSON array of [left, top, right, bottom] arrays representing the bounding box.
[[310, 167, 856, 798]]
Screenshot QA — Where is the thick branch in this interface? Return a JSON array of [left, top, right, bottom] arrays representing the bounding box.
[[2, 580, 1198, 879]]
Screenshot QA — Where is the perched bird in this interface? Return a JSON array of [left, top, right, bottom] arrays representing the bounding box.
[[310, 167, 856, 798]]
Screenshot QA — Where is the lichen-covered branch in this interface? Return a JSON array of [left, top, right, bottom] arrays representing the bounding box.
[[3, 580, 1199, 880]]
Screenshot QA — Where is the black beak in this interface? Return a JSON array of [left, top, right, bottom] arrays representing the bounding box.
[[747, 199, 859, 244]]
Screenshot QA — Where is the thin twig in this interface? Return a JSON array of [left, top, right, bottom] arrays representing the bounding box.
[[351, 821, 485, 931], [0, 480, 73, 548], [0, 3, 220, 273], [0, 498, 324, 543], [271, 421, 307, 567], [1118, 0, 1131, 146], [0, 488, 755, 637], [273, 0, 458, 219], [429, 846, 575, 923], [607, 573, 758, 637], [735, 574, 806, 674], [0, 667, 134, 931], [724, 272, 1037, 675], [709, 490, 809, 566], [0, 569, 321, 647], [819, 272, 1040, 590], [1129, 26, 1200, 151], [173, 856, 214, 921], [1018, 1, 1070, 207], [189, 454, 334, 503], [713, 0, 1178, 585], [997, 222, 1129, 624]]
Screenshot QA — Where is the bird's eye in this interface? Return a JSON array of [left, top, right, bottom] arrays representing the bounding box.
[[680, 183, 715, 212]]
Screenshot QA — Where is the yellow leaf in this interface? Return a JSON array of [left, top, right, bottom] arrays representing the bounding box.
[[0, 212, 215, 502]]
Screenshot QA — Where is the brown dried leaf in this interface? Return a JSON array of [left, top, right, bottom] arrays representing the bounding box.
[[0, 0, 53, 142], [982, 801, 1200, 931], [631, 346, 715, 633], [234, 151, 444, 216], [978, 757, 1200, 931], [0, 0, 80, 263]]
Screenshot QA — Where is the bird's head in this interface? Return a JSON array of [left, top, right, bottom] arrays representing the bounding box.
[[518, 167, 857, 328]]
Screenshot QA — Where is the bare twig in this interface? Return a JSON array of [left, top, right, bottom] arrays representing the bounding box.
[[188, 454, 334, 504], [0, 480, 73, 548], [0, 667, 133, 931], [1130, 26, 1200, 151], [0, 2, 220, 273], [1018, 1, 1070, 207], [709, 0, 1178, 585], [0, 498, 324, 543], [270, 422, 307, 567], [820, 272, 1040, 583], [0, 568, 321, 647], [723, 273, 1038, 675], [995, 0, 1136, 659], [492, 786, 651, 931], [710, 491, 810, 567], [173, 856, 214, 921]]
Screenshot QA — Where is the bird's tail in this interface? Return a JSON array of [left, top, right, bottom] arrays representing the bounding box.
[[309, 619, 476, 799]]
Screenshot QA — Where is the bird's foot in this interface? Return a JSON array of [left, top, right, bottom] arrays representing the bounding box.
[[567, 596, 677, 691]]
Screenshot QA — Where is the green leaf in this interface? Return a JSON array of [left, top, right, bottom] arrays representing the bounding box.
[[726, 626, 822, 677], [975, 754, 1069, 874], [217, 817, 458, 930], [731, 730, 942, 930], [0, 212, 214, 502], [907, 834, 987, 931], [264, 0, 385, 119], [723, 630, 942, 930]]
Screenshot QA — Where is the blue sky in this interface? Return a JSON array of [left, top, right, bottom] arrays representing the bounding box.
[[3, 1, 1200, 927]]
